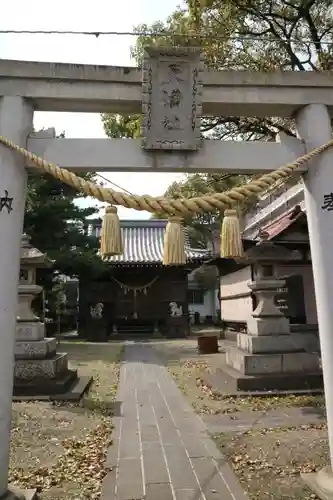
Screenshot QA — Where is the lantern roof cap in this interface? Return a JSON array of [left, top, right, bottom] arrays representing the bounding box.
[[20, 234, 53, 268]]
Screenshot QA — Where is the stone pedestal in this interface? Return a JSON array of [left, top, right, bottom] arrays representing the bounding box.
[[86, 317, 108, 342], [224, 278, 322, 391], [153, 320, 163, 338], [167, 316, 188, 338], [14, 319, 78, 396]]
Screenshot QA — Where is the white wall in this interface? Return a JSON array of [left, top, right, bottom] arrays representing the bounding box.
[[188, 288, 219, 319], [220, 266, 253, 322]]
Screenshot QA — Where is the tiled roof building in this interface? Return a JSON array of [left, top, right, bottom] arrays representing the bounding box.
[[88, 219, 211, 265], [80, 219, 211, 339]]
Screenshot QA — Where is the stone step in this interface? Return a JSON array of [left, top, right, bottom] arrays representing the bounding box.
[[13, 373, 92, 401], [226, 345, 321, 376], [13, 369, 78, 396], [204, 370, 323, 396], [14, 352, 68, 380], [220, 364, 323, 392], [15, 338, 57, 359]]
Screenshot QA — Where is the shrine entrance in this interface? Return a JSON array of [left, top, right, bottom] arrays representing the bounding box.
[[1, 47, 333, 498], [112, 269, 173, 337]]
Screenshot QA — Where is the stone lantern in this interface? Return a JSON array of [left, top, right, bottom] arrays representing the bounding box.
[[14, 235, 91, 398], [224, 232, 322, 391], [242, 231, 294, 338], [17, 234, 51, 326]]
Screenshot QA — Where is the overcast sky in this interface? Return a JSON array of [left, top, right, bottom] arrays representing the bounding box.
[[0, 0, 187, 219]]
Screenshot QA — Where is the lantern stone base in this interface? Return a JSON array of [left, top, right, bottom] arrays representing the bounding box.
[[15, 352, 69, 379], [227, 346, 320, 375], [13, 368, 79, 397], [302, 467, 333, 500], [15, 338, 57, 359], [237, 332, 319, 354], [224, 346, 322, 391], [14, 321, 91, 399]]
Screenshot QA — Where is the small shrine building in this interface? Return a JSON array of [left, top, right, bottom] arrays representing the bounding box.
[[79, 219, 210, 338]]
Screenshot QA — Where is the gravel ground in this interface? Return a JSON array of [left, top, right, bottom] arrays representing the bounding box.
[[9, 341, 123, 500], [214, 424, 328, 500]]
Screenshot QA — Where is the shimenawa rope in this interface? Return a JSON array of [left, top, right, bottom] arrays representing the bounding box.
[[0, 135, 332, 215], [0, 135, 332, 263]]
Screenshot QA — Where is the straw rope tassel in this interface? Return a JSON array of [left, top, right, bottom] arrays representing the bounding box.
[[100, 205, 123, 258], [163, 217, 186, 266], [220, 209, 244, 259]]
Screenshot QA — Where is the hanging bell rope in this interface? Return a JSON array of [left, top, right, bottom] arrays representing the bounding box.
[[0, 136, 332, 264]]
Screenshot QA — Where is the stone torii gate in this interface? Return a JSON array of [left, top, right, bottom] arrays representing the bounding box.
[[1, 48, 333, 498]]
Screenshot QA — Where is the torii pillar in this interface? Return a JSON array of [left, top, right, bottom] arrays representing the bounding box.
[[0, 96, 36, 499], [297, 104, 333, 498]]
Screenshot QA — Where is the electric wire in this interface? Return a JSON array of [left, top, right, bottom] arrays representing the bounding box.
[[0, 29, 330, 46], [96, 173, 133, 196]]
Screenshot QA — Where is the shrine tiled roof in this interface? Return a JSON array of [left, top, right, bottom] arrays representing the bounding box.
[[95, 219, 211, 265], [258, 205, 305, 240]]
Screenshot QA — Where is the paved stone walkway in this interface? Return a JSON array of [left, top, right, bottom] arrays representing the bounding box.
[[101, 342, 248, 500]]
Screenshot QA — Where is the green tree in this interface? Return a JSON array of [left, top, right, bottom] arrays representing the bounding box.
[[24, 171, 102, 274], [191, 263, 219, 291], [24, 155, 107, 312], [102, 0, 332, 238], [101, 114, 142, 138], [158, 173, 258, 245], [131, 0, 333, 139]]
